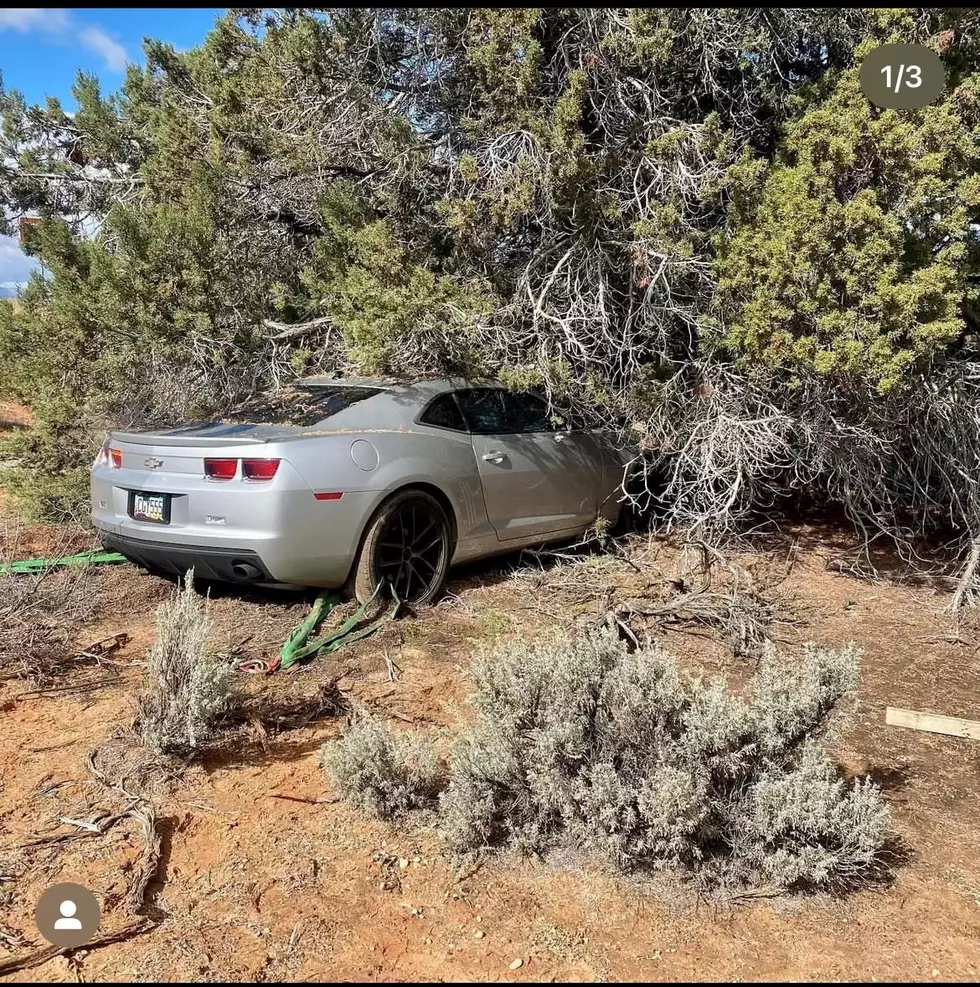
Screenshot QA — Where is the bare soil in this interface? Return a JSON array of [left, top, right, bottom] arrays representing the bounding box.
[[0, 400, 31, 437], [1, 512, 979, 982]]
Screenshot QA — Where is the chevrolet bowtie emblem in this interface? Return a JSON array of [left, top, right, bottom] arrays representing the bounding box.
[[144, 457, 163, 469]]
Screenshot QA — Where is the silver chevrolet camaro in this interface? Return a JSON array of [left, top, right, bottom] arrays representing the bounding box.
[[91, 378, 631, 604]]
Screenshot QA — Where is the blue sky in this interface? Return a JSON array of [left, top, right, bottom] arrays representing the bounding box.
[[1, 7, 226, 293]]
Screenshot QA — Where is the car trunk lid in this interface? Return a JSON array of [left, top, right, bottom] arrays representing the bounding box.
[[104, 424, 297, 478]]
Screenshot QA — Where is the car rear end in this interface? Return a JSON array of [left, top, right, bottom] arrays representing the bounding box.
[[90, 422, 372, 588]]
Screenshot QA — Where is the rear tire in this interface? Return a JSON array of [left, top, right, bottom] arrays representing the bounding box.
[[347, 489, 452, 605]]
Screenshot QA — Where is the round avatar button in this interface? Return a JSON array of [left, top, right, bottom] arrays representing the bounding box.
[[35, 882, 101, 948]]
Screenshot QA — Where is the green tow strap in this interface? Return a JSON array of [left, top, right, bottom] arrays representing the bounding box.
[[278, 590, 345, 670], [0, 549, 128, 575], [241, 580, 401, 673]]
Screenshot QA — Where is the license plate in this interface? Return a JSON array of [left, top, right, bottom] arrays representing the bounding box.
[[130, 491, 170, 524]]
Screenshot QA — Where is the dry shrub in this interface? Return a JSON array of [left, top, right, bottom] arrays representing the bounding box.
[[0, 554, 97, 681], [137, 569, 234, 754], [321, 716, 439, 821], [439, 629, 889, 890]]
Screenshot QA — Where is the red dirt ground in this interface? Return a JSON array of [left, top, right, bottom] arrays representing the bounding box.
[[0, 400, 31, 435], [1, 515, 979, 982]]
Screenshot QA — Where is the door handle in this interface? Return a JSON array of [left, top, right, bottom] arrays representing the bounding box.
[[482, 451, 505, 464]]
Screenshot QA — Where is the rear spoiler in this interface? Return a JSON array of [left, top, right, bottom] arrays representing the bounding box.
[[107, 429, 278, 448]]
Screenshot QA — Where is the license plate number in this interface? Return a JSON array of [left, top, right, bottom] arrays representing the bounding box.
[[130, 492, 169, 524]]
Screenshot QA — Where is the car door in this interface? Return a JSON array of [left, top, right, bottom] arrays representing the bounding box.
[[456, 387, 602, 542], [504, 390, 606, 528]]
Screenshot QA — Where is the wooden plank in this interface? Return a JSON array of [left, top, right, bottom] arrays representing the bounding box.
[[885, 706, 980, 741]]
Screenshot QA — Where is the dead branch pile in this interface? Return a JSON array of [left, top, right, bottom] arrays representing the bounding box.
[[614, 585, 785, 659], [0, 561, 98, 681]]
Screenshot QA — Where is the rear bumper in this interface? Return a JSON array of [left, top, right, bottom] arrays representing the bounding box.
[[91, 466, 384, 587], [98, 530, 278, 584]]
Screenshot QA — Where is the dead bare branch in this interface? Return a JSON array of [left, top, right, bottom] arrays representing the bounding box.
[[0, 918, 157, 977]]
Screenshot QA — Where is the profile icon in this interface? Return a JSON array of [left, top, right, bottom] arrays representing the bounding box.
[[35, 883, 100, 947], [54, 899, 82, 930]]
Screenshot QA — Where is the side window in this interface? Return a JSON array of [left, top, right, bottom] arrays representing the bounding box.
[[419, 393, 467, 432], [503, 391, 555, 433], [455, 388, 508, 435]]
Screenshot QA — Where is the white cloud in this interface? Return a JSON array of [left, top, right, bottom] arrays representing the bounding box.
[[79, 26, 128, 73], [0, 8, 128, 74], [0, 8, 70, 32], [0, 234, 41, 291]]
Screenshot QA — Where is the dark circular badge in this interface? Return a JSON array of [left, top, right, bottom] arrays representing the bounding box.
[[35, 882, 101, 948], [860, 43, 946, 110]]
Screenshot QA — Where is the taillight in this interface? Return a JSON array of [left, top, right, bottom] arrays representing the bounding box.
[[204, 458, 238, 480], [109, 448, 122, 469], [242, 458, 280, 481]]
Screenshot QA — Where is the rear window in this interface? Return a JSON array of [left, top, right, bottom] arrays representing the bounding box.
[[217, 385, 383, 427], [418, 393, 467, 432]]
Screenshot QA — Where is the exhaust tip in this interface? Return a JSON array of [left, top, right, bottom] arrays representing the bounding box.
[[231, 561, 263, 581]]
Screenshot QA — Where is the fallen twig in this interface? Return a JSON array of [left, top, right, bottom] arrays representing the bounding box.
[[605, 611, 640, 650], [0, 918, 157, 976], [85, 748, 143, 802], [16, 678, 117, 700], [266, 793, 336, 805], [949, 535, 980, 621], [716, 884, 787, 904], [0, 924, 30, 951], [28, 741, 74, 754], [19, 801, 140, 848], [122, 804, 161, 915], [59, 816, 102, 833], [73, 632, 129, 664], [382, 649, 401, 682]]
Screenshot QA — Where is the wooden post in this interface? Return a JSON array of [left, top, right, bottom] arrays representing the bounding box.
[[885, 707, 980, 741]]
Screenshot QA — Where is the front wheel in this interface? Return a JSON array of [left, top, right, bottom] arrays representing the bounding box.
[[348, 489, 452, 605]]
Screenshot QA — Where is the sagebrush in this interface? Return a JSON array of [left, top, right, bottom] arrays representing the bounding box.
[[138, 569, 234, 754], [439, 629, 889, 889], [322, 716, 439, 821]]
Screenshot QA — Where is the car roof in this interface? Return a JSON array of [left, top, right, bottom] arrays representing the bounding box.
[[294, 377, 504, 429], [298, 376, 500, 396]]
